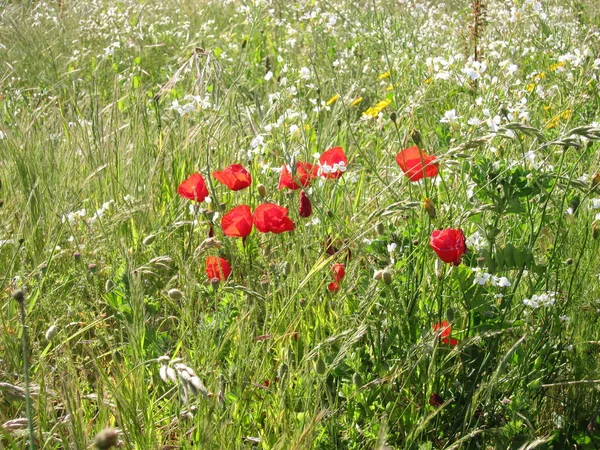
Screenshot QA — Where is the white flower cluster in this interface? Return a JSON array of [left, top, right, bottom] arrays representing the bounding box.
[[158, 356, 208, 403], [472, 268, 511, 287], [523, 292, 556, 309]]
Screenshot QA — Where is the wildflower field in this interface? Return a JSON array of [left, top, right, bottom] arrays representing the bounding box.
[[2, 0, 600, 448]]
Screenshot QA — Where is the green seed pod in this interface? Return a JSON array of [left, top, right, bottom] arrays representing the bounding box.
[[315, 358, 326, 375]]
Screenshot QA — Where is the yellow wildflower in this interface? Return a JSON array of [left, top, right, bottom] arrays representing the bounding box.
[[378, 71, 391, 80], [424, 78, 432, 85], [550, 61, 566, 71], [326, 94, 340, 106], [534, 72, 546, 80], [350, 97, 363, 107], [526, 83, 535, 92], [362, 99, 391, 118]]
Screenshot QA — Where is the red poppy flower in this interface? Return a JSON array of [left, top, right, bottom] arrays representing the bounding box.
[[328, 282, 339, 292], [205, 256, 232, 281], [299, 190, 312, 218], [178, 173, 209, 202], [429, 393, 444, 407], [432, 321, 458, 346], [396, 146, 438, 182], [221, 205, 253, 238], [253, 203, 295, 234], [332, 263, 345, 283], [278, 162, 318, 190], [212, 164, 252, 191], [319, 147, 348, 179], [429, 228, 467, 265]]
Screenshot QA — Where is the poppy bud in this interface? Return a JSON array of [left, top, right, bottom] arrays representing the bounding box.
[[299, 190, 312, 218], [315, 358, 326, 375], [423, 198, 436, 219], [257, 184, 267, 198], [282, 261, 291, 276], [352, 372, 363, 387], [168, 288, 184, 301], [373, 269, 384, 281], [376, 222, 385, 235], [412, 239, 419, 246], [45, 324, 58, 341], [570, 196, 580, 214], [593, 222, 599, 240], [337, 119, 342, 128], [88, 263, 97, 273], [566, 258, 573, 265], [143, 234, 156, 245], [12, 289, 25, 303], [210, 277, 220, 290], [592, 172, 600, 189], [411, 129, 422, 147], [382, 270, 393, 285], [446, 307, 455, 322], [241, 39, 247, 49], [429, 393, 444, 407], [73, 251, 81, 261], [390, 112, 397, 122], [94, 427, 119, 449]]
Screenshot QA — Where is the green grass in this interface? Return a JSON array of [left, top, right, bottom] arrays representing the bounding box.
[[1, 0, 600, 448]]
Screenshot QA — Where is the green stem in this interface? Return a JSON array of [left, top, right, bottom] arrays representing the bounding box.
[[19, 300, 36, 450]]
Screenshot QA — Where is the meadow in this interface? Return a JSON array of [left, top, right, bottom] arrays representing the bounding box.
[[1, 0, 600, 448]]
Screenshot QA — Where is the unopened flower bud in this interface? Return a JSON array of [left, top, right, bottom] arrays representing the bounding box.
[[282, 261, 291, 276], [411, 129, 422, 147], [210, 277, 220, 290], [73, 251, 81, 261], [257, 184, 267, 198], [94, 427, 119, 449], [88, 263, 97, 273], [423, 198, 436, 219], [591, 172, 600, 189], [105, 279, 114, 292], [142, 234, 156, 246], [45, 324, 58, 341], [593, 222, 599, 240], [299, 190, 312, 218], [12, 289, 25, 303], [373, 269, 385, 281], [382, 270, 393, 285], [352, 372, 363, 387], [376, 222, 385, 235], [566, 258, 573, 265], [168, 288, 184, 301], [315, 358, 326, 375]]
